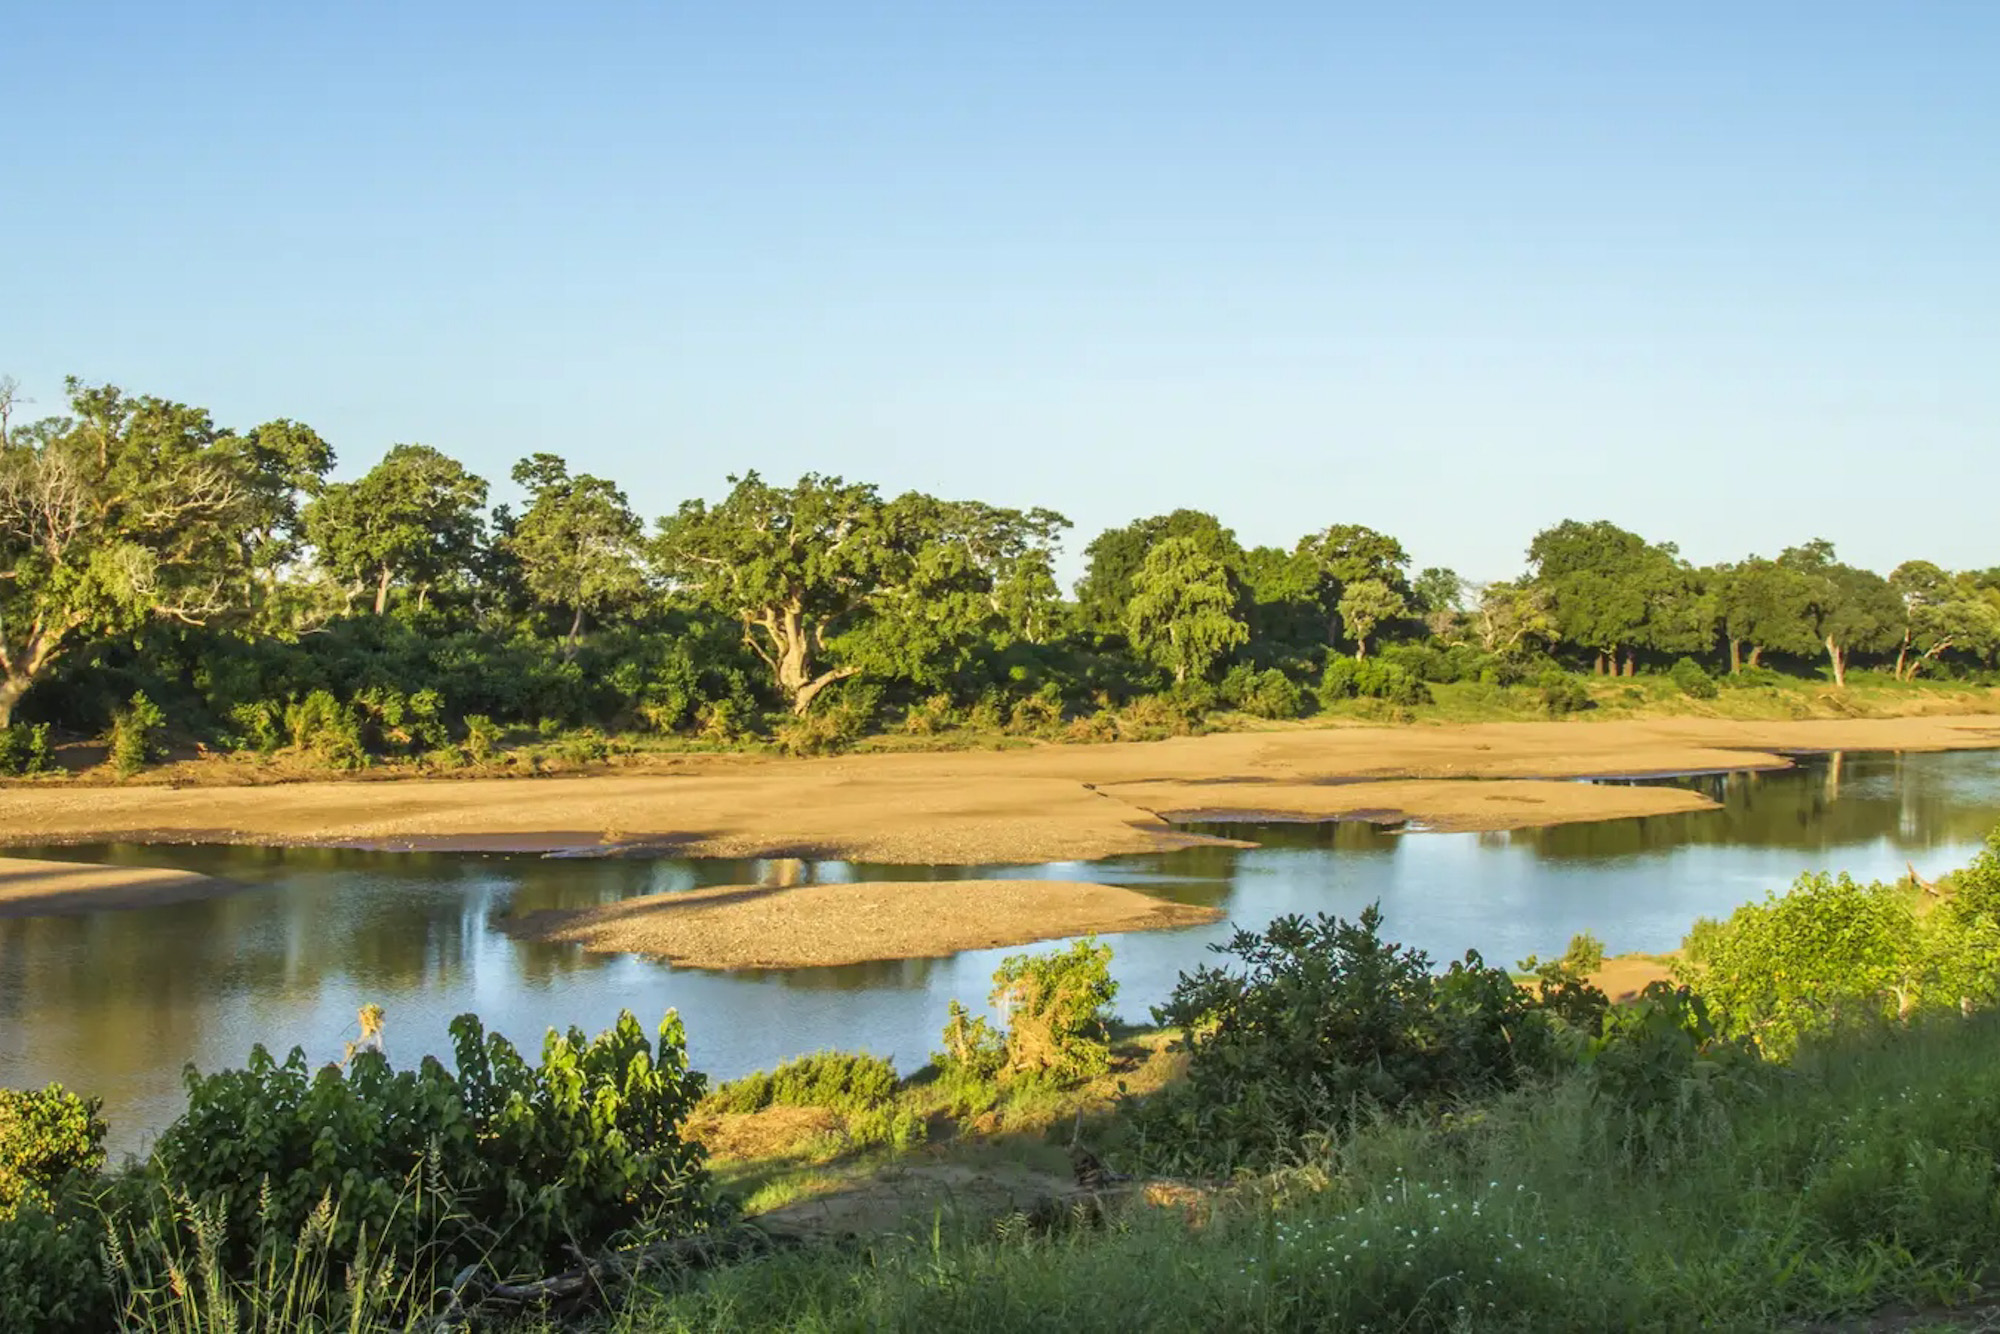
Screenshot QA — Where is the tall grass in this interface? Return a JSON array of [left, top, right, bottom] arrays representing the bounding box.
[[619, 1010, 2000, 1332]]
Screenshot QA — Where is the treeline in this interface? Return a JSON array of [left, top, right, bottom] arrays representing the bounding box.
[[4, 376, 1997, 762]]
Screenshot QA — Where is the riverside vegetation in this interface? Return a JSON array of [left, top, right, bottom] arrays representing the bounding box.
[[4, 376, 2000, 779], [11, 834, 2000, 1329]]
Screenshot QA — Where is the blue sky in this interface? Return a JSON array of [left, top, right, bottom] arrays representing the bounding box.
[[4, 2, 1995, 583]]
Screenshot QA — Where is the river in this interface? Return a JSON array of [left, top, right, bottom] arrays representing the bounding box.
[[3, 747, 1998, 1157]]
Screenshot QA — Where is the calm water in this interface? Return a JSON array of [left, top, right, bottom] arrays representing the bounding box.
[[4, 748, 1999, 1156]]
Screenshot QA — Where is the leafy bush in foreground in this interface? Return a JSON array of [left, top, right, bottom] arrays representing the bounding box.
[[149, 1009, 717, 1283], [0, 722, 56, 776], [0, 1085, 104, 1219], [1133, 905, 1552, 1174], [935, 939, 1118, 1093]]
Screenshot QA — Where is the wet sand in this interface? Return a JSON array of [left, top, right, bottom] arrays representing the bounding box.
[[0, 858, 230, 918], [0, 715, 1994, 872], [504, 879, 1223, 969]]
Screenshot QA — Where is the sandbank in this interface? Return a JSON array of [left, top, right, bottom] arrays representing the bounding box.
[[0, 857, 230, 918], [504, 879, 1223, 969], [0, 716, 1994, 874]]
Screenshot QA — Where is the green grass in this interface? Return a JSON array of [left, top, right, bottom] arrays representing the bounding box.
[[608, 1012, 2000, 1332]]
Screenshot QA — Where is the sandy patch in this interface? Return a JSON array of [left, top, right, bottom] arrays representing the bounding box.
[[0, 715, 1994, 869], [1588, 954, 1680, 1001], [0, 857, 231, 917], [504, 879, 1222, 969]]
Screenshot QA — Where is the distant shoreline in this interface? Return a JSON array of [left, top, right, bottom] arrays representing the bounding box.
[[0, 718, 1993, 923]]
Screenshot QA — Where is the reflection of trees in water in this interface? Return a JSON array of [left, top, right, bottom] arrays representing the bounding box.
[[1512, 753, 2000, 861]]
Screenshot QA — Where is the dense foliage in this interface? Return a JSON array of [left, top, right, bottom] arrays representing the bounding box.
[[936, 938, 1118, 1090], [0, 1010, 716, 1332], [5, 375, 1997, 772], [1132, 906, 1555, 1173]]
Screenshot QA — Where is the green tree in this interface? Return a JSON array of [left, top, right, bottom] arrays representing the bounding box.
[[1335, 578, 1406, 658], [303, 444, 488, 616], [506, 453, 645, 650], [1297, 523, 1412, 649], [656, 473, 1067, 713], [1779, 541, 1902, 687], [1714, 556, 1816, 672], [1471, 579, 1554, 659], [1527, 519, 1711, 674], [1889, 560, 2000, 680], [0, 379, 306, 728], [1124, 536, 1247, 684], [1074, 510, 1241, 634]]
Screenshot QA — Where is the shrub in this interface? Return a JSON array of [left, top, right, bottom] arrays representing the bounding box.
[[108, 690, 167, 776], [1222, 666, 1304, 720], [0, 1193, 110, 1334], [1669, 657, 1719, 700], [1318, 656, 1431, 708], [225, 700, 283, 753], [1680, 872, 1922, 1057], [1517, 932, 1611, 1034], [462, 713, 502, 763], [0, 1086, 105, 1219], [1133, 905, 1547, 1174], [1582, 982, 1762, 1170], [935, 940, 1117, 1089], [1537, 670, 1593, 717], [283, 690, 367, 768], [707, 1052, 899, 1116], [902, 693, 957, 735], [1724, 664, 1787, 689], [0, 723, 55, 777], [1007, 688, 1065, 735], [148, 1009, 716, 1283], [991, 938, 1117, 1082]]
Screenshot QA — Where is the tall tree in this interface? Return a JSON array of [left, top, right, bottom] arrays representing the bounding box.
[[656, 473, 1068, 713], [506, 453, 645, 650], [304, 445, 489, 615], [1336, 579, 1406, 659], [0, 378, 301, 727], [1526, 520, 1711, 674], [1296, 523, 1412, 649], [1714, 557, 1816, 672], [1075, 510, 1241, 634], [1124, 536, 1247, 685], [1779, 540, 1901, 687], [1888, 561, 2000, 680]]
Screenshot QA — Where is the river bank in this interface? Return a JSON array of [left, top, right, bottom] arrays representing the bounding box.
[[2, 718, 1997, 886]]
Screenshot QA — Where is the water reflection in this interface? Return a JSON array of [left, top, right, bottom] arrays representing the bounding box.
[[3, 749, 1998, 1157]]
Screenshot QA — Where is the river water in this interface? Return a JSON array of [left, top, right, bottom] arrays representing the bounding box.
[[4, 748, 1998, 1157]]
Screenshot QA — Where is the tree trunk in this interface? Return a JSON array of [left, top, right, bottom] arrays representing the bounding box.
[[1728, 639, 1742, 674], [565, 605, 587, 657], [373, 565, 393, 616], [1748, 645, 1764, 668], [1621, 652, 1635, 677], [1894, 636, 1911, 682], [0, 674, 28, 731], [1354, 636, 1368, 660], [1827, 635, 1847, 687], [1594, 652, 1607, 676]]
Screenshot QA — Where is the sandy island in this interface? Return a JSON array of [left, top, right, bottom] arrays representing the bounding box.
[[506, 879, 1222, 969], [0, 858, 230, 918]]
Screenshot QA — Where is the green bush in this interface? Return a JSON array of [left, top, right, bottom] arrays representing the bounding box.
[[1582, 982, 1762, 1170], [0, 1193, 111, 1334], [1537, 670, 1592, 716], [1681, 871, 1922, 1057], [935, 940, 1117, 1089], [1668, 656, 1718, 699], [282, 689, 367, 768], [108, 690, 167, 776], [0, 723, 56, 777], [462, 712, 502, 762], [1221, 665, 1305, 720], [1318, 656, 1431, 708], [148, 1009, 717, 1284], [706, 1051, 899, 1116], [0, 1085, 105, 1219], [1133, 905, 1549, 1174]]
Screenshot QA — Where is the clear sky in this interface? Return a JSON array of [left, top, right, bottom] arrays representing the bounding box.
[[4, 2, 1995, 584]]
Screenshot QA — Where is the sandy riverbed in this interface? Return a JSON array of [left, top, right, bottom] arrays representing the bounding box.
[[506, 879, 1223, 969], [1, 715, 1996, 875]]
